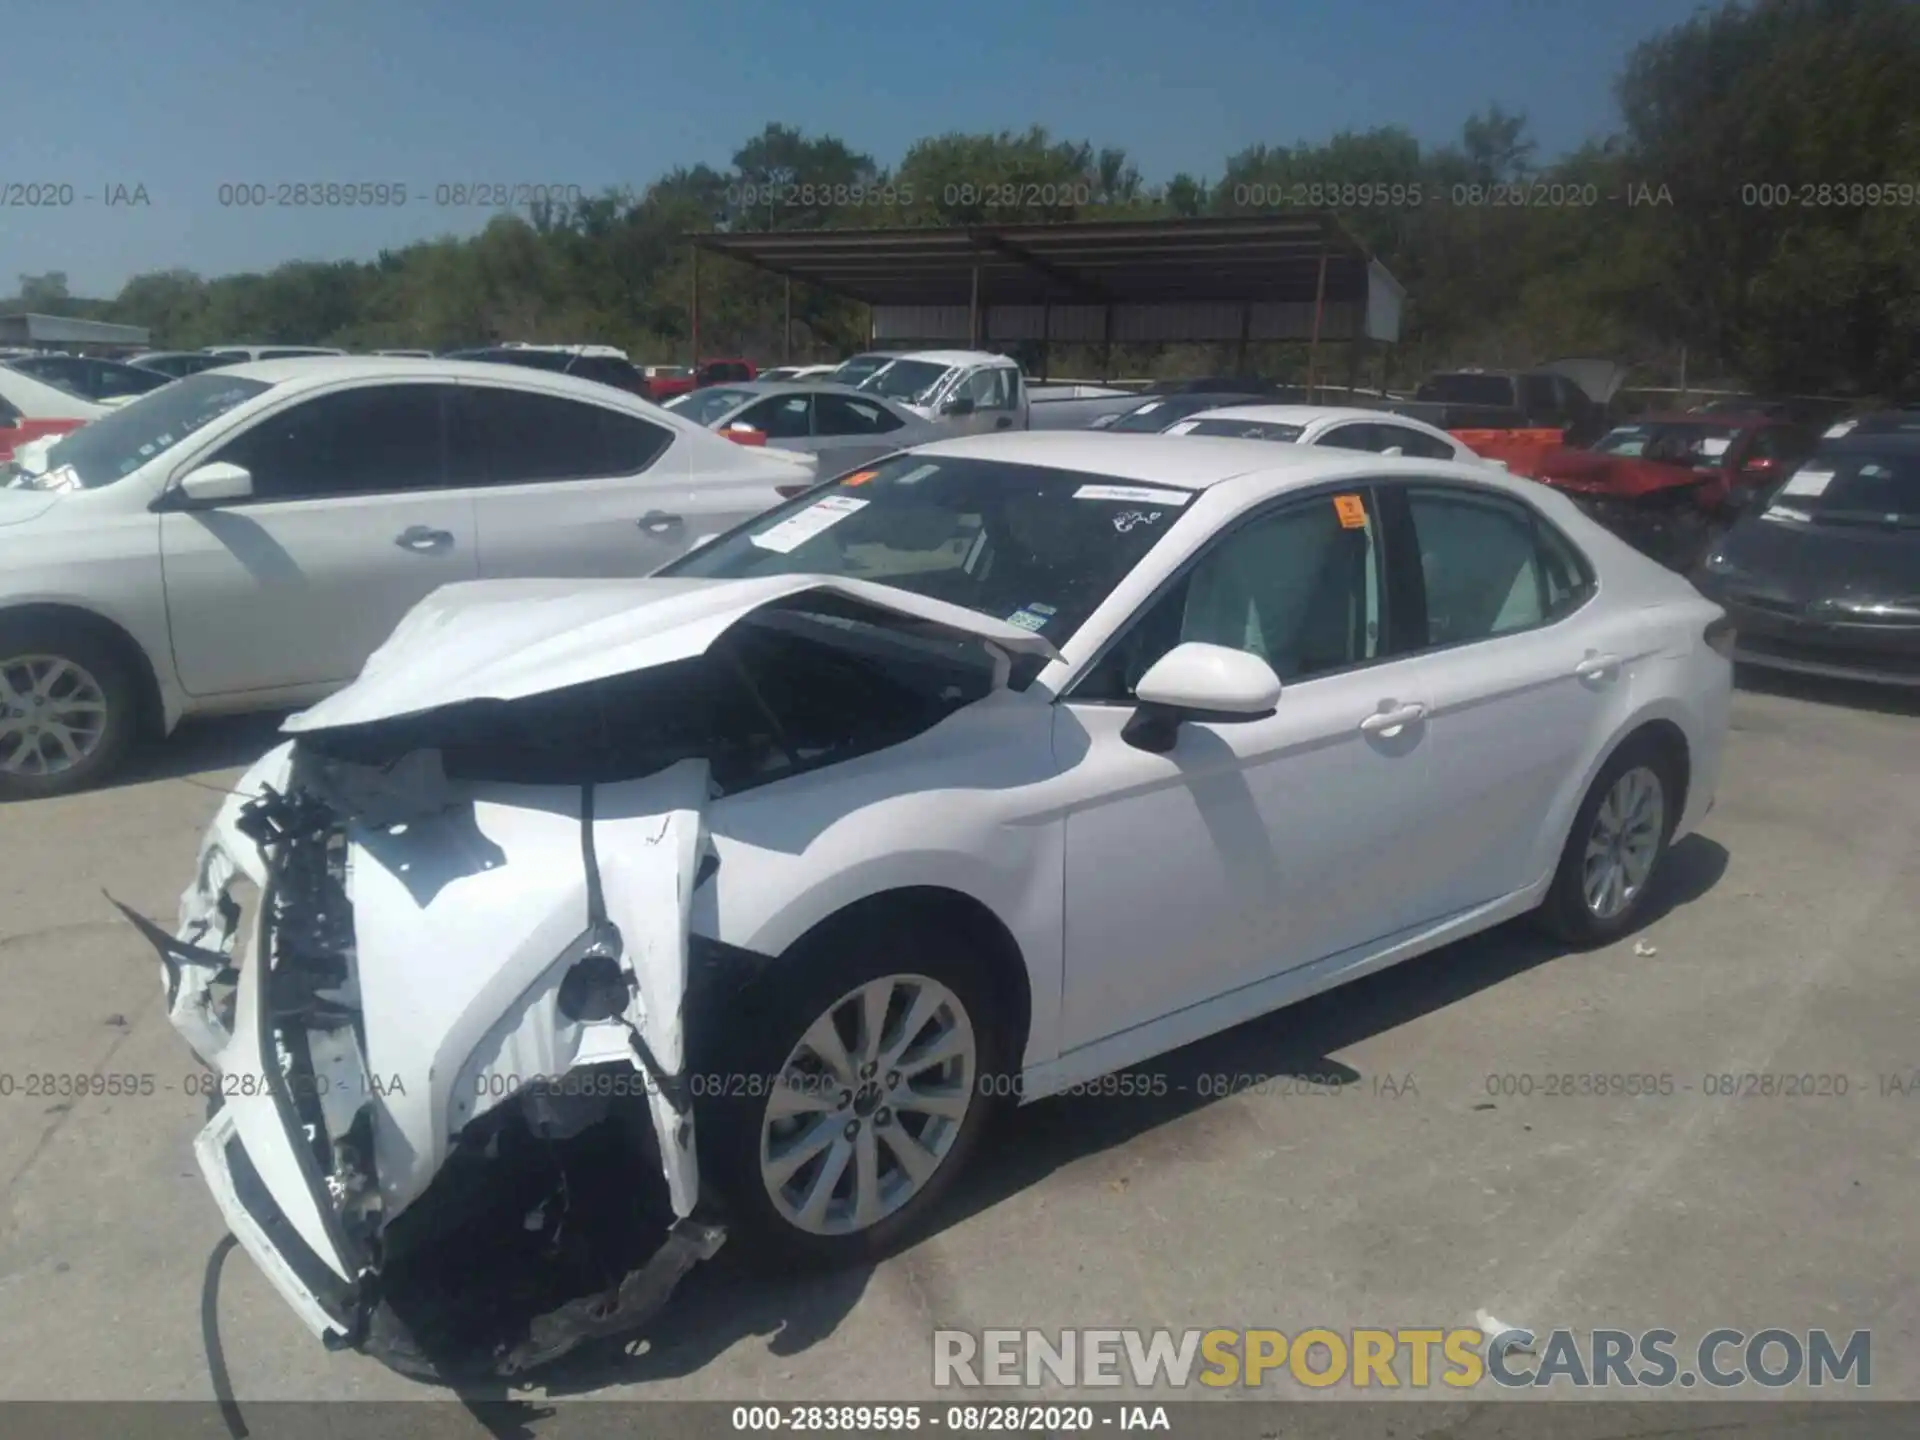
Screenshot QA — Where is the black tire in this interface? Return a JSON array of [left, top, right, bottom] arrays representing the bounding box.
[[1537, 734, 1678, 947], [700, 918, 1008, 1269], [0, 615, 142, 801]]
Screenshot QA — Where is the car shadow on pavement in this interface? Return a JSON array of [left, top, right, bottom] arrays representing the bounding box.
[[1733, 665, 1920, 718], [114, 711, 294, 791], [467, 835, 1727, 1406]]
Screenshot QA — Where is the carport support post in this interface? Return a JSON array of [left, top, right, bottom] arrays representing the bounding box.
[[1100, 303, 1113, 382], [782, 277, 792, 364], [1235, 303, 1250, 376], [1306, 245, 1329, 402], [689, 243, 701, 368], [969, 263, 982, 347]]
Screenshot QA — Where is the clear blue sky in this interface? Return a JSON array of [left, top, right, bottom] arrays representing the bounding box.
[[4, 0, 1697, 297]]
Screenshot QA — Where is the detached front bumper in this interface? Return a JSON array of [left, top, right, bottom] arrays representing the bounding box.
[[138, 744, 728, 1376]]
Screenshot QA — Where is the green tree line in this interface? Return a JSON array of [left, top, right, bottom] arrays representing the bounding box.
[[11, 0, 1919, 398]]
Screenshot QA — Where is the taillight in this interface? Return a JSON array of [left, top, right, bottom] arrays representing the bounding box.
[[1704, 615, 1738, 657]]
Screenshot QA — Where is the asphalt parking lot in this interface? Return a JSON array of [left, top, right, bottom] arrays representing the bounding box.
[[0, 672, 1915, 1416]]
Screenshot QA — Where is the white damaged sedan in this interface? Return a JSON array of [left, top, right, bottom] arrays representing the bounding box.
[[136, 431, 1733, 1377]]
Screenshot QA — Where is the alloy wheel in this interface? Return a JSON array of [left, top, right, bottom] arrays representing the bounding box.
[[1582, 765, 1665, 920], [0, 655, 110, 778], [759, 972, 977, 1237]]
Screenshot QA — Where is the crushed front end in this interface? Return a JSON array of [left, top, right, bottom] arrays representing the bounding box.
[[136, 739, 726, 1379]]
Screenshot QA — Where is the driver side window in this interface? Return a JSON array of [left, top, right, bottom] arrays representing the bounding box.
[[958, 367, 1014, 410], [1076, 491, 1384, 703]]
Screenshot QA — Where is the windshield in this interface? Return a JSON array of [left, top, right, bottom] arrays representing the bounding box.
[[1169, 417, 1306, 442], [662, 453, 1192, 642], [18, 373, 270, 491], [1108, 396, 1231, 433], [1593, 421, 1739, 463], [858, 360, 954, 405], [830, 354, 896, 387], [1764, 450, 1920, 526], [1416, 373, 1517, 406], [664, 387, 758, 425]]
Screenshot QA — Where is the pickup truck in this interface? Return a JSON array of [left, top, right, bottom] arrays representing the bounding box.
[[854, 350, 1031, 435], [1384, 360, 1624, 465]]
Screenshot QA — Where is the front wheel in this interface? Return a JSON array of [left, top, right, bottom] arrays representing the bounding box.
[[702, 927, 1005, 1267], [1538, 739, 1676, 947], [0, 618, 141, 800]]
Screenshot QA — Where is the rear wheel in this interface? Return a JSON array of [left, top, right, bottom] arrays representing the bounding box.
[[0, 618, 141, 800], [702, 925, 1004, 1267], [1538, 738, 1676, 947]]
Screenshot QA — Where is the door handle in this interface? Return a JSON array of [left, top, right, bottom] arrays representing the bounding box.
[[1574, 652, 1622, 681], [394, 525, 453, 552], [638, 510, 685, 536], [1359, 702, 1427, 736]]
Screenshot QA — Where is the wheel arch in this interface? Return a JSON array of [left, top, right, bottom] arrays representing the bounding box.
[[0, 601, 169, 738], [776, 885, 1034, 1073]]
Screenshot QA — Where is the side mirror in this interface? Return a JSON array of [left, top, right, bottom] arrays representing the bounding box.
[[943, 396, 977, 417], [173, 461, 254, 505], [724, 425, 768, 447], [1123, 642, 1282, 753]]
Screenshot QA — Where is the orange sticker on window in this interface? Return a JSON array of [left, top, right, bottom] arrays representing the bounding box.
[[841, 470, 879, 487], [1333, 494, 1368, 528]]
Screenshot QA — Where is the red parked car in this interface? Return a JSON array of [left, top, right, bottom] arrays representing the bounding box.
[[1528, 412, 1818, 568], [0, 366, 107, 465]]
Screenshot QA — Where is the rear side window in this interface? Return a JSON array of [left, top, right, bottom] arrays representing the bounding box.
[[1403, 486, 1591, 646], [814, 393, 905, 435], [1376, 424, 1456, 461], [569, 356, 641, 389], [447, 386, 673, 484], [1315, 423, 1378, 452]]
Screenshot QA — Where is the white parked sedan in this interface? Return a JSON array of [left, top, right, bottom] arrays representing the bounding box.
[[0, 358, 815, 798], [1164, 403, 1486, 462], [144, 431, 1731, 1376]]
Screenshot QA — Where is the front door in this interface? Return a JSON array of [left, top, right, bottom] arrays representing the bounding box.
[[1055, 486, 1436, 1051], [160, 382, 477, 697]]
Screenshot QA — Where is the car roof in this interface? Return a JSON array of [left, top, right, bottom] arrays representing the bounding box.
[[211, 354, 651, 396], [1628, 411, 1775, 426], [905, 429, 1395, 489], [1823, 431, 1920, 454], [1180, 404, 1393, 427], [880, 349, 1011, 367], [715, 379, 900, 399]]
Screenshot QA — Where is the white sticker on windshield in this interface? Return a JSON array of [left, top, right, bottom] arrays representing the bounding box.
[[1764, 503, 1812, 523], [1824, 420, 1858, 439], [892, 464, 940, 486], [1780, 467, 1835, 497], [1073, 484, 1192, 505], [749, 494, 869, 554], [1697, 437, 1732, 458], [1132, 401, 1161, 415], [1164, 421, 1200, 436], [41, 464, 81, 493]]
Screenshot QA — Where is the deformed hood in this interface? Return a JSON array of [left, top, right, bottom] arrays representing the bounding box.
[[284, 574, 1061, 735]]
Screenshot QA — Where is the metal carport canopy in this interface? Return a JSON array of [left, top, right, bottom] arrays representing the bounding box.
[[688, 214, 1405, 349]]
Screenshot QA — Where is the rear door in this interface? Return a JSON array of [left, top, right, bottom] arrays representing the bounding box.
[[451, 382, 691, 579], [1371, 480, 1651, 924], [159, 382, 478, 696]]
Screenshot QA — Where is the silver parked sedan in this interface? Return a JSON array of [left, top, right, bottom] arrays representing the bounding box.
[[664, 381, 941, 477]]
